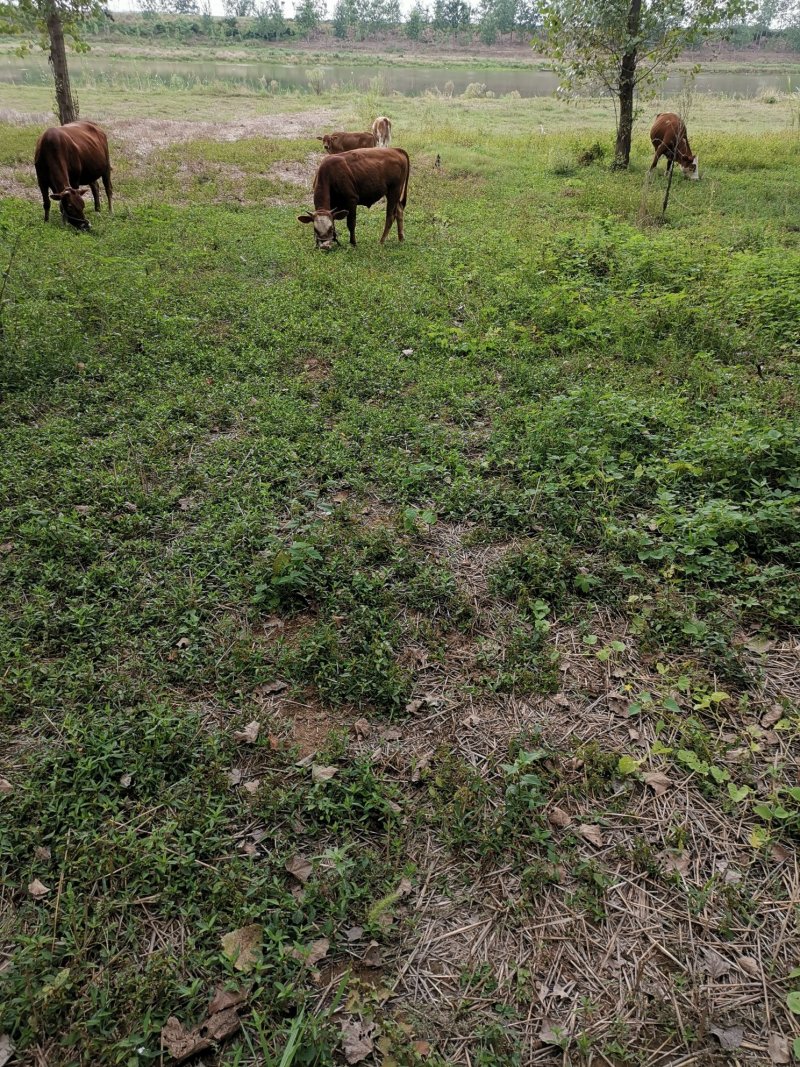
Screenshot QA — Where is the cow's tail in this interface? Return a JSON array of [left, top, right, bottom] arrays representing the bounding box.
[[398, 148, 410, 209]]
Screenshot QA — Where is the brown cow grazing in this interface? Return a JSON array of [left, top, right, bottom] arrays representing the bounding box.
[[372, 115, 392, 147], [318, 130, 377, 154], [649, 112, 699, 180], [298, 147, 410, 250], [35, 120, 113, 230]]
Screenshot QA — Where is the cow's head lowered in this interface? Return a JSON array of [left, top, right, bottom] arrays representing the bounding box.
[[51, 187, 91, 229], [297, 208, 348, 250], [678, 153, 699, 180]]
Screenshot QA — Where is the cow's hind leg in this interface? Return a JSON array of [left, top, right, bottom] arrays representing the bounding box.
[[90, 181, 101, 212], [395, 204, 405, 242], [649, 143, 665, 174], [380, 197, 397, 244], [102, 169, 113, 213]]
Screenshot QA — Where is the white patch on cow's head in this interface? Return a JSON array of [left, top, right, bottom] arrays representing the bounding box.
[[298, 208, 347, 250], [691, 154, 699, 180]]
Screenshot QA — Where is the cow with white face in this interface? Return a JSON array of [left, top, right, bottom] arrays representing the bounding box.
[[297, 207, 349, 251], [298, 147, 410, 250]]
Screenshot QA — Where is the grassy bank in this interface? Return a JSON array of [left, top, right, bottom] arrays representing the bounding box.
[[1, 90, 799, 1066]]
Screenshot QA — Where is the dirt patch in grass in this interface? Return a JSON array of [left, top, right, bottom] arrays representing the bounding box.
[[112, 111, 337, 157], [266, 692, 352, 759], [267, 155, 319, 190], [0, 164, 37, 202]]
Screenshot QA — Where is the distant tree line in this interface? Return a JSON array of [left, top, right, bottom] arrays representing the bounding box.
[[72, 0, 800, 50]]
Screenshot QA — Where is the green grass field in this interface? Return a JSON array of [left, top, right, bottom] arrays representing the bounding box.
[[1, 80, 799, 1066]]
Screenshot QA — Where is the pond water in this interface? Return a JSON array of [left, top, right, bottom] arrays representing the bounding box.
[[2, 54, 799, 98]]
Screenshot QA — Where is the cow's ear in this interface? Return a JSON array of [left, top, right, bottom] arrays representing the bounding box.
[[50, 192, 64, 201], [297, 213, 314, 224], [77, 186, 90, 195], [333, 209, 349, 220], [316, 136, 324, 141]]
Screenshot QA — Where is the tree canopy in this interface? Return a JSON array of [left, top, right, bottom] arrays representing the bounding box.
[[538, 0, 754, 166]]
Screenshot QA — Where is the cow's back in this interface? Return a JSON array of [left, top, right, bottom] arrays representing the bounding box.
[[35, 121, 109, 180], [326, 148, 408, 205], [650, 112, 686, 149], [326, 131, 376, 153]]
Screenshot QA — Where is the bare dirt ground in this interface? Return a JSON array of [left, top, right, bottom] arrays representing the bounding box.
[[0, 108, 335, 203], [112, 110, 339, 158]]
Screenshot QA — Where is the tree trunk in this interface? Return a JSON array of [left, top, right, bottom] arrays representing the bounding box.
[[613, 0, 641, 169], [47, 8, 78, 125]]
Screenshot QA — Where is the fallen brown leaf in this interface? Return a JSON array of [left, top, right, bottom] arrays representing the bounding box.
[[709, 1025, 743, 1051], [767, 1032, 790, 1064], [0, 1034, 13, 1067], [771, 842, 790, 864], [663, 851, 690, 877], [643, 770, 672, 796], [345, 926, 364, 942], [406, 696, 435, 714], [207, 987, 248, 1014], [240, 841, 258, 857], [243, 779, 261, 794], [74, 504, 91, 515], [175, 636, 190, 649], [539, 1018, 566, 1045], [578, 823, 603, 848], [551, 693, 570, 708], [227, 769, 243, 786], [410, 751, 434, 784], [703, 949, 732, 980], [255, 679, 288, 696], [413, 1040, 432, 1057], [737, 955, 760, 978], [177, 497, 193, 511], [285, 854, 313, 883], [34, 845, 52, 862], [161, 999, 242, 1065], [220, 924, 262, 973], [233, 720, 260, 744], [0, 778, 12, 795], [547, 807, 572, 829], [353, 718, 371, 738], [292, 937, 330, 967], [762, 705, 784, 728], [396, 877, 413, 898], [311, 764, 338, 783], [0, 542, 13, 554], [381, 727, 402, 742], [341, 1018, 375, 1064], [28, 879, 50, 899], [362, 941, 382, 968]]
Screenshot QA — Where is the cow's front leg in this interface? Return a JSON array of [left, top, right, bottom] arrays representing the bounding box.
[[347, 209, 357, 247], [39, 181, 51, 221], [90, 181, 101, 212]]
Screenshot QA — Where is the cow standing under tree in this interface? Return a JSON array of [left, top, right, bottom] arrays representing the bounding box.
[[35, 120, 113, 229], [298, 147, 410, 250], [649, 113, 699, 180]]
